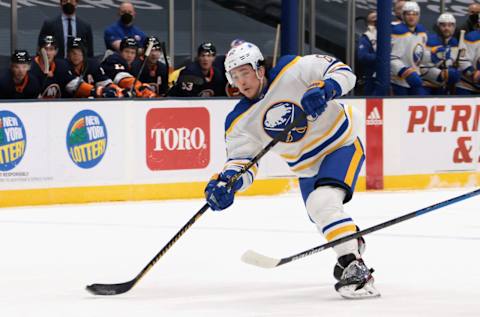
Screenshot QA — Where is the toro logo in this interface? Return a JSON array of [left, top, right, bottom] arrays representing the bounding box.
[[147, 107, 210, 170], [0, 110, 27, 171], [66, 110, 108, 169]]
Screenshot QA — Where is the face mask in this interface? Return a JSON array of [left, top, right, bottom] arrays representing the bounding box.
[[469, 13, 478, 24], [121, 13, 133, 25], [62, 2, 75, 15]]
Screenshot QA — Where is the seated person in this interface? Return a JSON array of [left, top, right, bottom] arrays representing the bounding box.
[[0, 50, 41, 99], [169, 42, 227, 97]]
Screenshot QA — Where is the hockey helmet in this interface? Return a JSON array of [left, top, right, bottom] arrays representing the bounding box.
[[39, 35, 58, 48], [402, 1, 420, 15], [145, 36, 162, 51], [437, 13, 456, 25], [120, 36, 138, 51], [11, 50, 31, 64], [224, 42, 264, 85], [68, 37, 85, 52], [197, 42, 216, 56]]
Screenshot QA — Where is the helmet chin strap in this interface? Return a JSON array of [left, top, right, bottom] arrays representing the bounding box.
[[254, 68, 265, 99]]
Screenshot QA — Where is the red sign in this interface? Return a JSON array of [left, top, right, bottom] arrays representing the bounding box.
[[146, 107, 210, 170], [365, 99, 383, 190]]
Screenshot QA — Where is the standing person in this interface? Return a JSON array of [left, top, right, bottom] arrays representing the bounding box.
[[391, 1, 428, 95], [204, 42, 379, 299], [104, 1, 147, 52], [423, 13, 460, 95], [38, 0, 94, 58], [0, 50, 41, 99], [168, 42, 227, 97], [131, 36, 168, 96], [392, 0, 406, 26], [458, 3, 480, 36], [357, 11, 377, 96]]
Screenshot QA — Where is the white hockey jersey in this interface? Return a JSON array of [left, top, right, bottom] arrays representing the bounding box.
[[458, 30, 480, 92], [391, 23, 428, 88], [222, 54, 361, 191]]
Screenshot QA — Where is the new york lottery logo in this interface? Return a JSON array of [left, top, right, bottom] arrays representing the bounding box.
[[0, 110, 26, 171], [66, 110, 107, 169]]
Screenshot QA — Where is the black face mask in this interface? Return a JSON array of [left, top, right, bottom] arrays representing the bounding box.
[[469, 13, 478, 24], [120, 13, 133, 25], [62, 2, 75, 15]]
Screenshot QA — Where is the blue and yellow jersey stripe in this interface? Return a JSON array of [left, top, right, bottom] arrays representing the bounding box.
[[322, 217, 357, 241]]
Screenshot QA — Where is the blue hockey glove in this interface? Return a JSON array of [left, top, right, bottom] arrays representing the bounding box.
[[405, 71, 423, 88], [431, 46, 447, 65], [301, 79, 339, 117], [205, 170, 244, 211], [438, 67, 460, 85]]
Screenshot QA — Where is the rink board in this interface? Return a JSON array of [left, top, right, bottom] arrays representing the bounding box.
[[0, 97, 478, 207]]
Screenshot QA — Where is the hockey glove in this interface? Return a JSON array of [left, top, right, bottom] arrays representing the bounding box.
[[95, 84, 124, 98], [430, 46, 447, 65], [137, 83, 157, 98], [301, 79, 339, 118], [204, 170, 244, 211], [438, 67, 460, 85], [404, 71, 423, 88]]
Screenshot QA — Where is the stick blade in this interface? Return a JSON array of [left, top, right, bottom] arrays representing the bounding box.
[[86, 280, 135, 296], [241, 250, 281, 268]]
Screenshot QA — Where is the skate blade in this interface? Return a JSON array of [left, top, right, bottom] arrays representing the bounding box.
[[337, 282, 381, 300]]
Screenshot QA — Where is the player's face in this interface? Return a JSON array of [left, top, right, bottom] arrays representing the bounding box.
[[394, 1, 406, 17], [198, 53, 215, 72], [43, 46, 57, 62], [230, 64, 264, 99], [148, 49, 161, 64], [121, 47, 137, 64], [439, 22, 455, 38], [11, 63, 29, 81], [404, 11, 419, 28], [68, 48, 84, 66]]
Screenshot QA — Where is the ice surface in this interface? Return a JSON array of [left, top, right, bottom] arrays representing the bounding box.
[[0, 188, 479, 316]]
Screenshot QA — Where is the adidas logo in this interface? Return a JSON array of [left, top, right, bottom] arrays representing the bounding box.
[[366, 107, 382, 126]]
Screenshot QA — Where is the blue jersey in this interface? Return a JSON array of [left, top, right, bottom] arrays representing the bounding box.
[[0, 69, 41, 99], [30, 57, 76, 98], [104, 21, 147, 51]]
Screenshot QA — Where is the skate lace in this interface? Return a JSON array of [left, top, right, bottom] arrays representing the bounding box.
[[342, 260, 371, 281]]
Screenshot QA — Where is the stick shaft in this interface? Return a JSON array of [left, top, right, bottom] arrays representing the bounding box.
[[278, 188, 480, 266]]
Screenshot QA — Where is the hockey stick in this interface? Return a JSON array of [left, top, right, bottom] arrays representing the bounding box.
[[39, 48, 50, 97], [242, 188, 480, 269], [129, 40, 154, 96], [161, 41, 170, 96], [86, 112, 307, 296]]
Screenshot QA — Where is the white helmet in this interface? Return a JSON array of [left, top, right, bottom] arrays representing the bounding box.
[[437, 13, 456, 25], [224, 42, 264, 85], [402, 1, 420, 15]]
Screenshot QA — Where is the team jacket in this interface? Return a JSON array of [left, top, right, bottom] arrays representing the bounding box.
[[68, 58, 112, 88], [131, 58, 168, 96], [391, 23, 428, 88], [458, 30, 480, 92], [168, 62, 227, 97], [30, 57, 76, 98], [101, 52, 136, 88], [221, 54, 360, 191], [422, 33, 459, 89], [0, 69, 42, 99]]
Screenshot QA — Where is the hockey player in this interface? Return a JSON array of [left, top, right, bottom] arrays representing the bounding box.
[[0, 50, 41, 99], [457, 16, 480, 95], [391, 1, 428, 95], [204, 42, 379, 299], [168, 42, 227, 97], [66, 37, 123, 98], [423, 13, 460, 95], [101, 36, 156, 98], [30, 35, 98, 98], [131, 36, 168, 96]]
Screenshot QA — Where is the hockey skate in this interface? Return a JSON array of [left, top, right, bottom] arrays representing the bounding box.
[[334, 254, 380, 299]]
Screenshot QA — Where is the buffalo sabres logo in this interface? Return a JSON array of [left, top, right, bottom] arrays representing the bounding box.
[[413, 43, 424, 66], [263, 101, 307, 143]]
